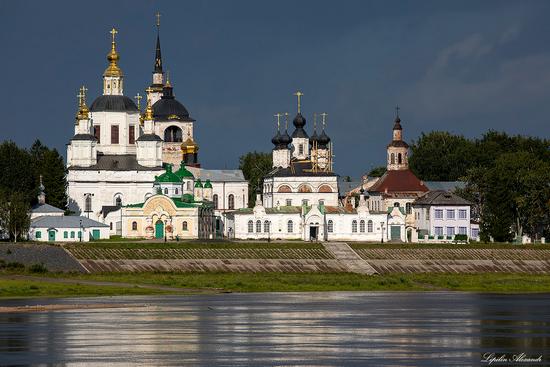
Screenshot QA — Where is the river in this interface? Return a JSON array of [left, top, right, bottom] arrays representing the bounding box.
[[1, 292, 549, 366]]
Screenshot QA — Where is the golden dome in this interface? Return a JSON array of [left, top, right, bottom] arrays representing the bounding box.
[[181, 133, 199, 153], [76, 85, 90, 121], [104, 28, 123, 78]]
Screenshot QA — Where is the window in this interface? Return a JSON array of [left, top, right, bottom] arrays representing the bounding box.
[[70, 231, 75, 238], [213, 194, 219, 209], [458, 209, 467, 219], [458, 226, 467, 235], [129, 125, 135, 144], [277, 185, 292, 193], [406, 203, 412, 215], [64, 231, 68, 239], [85, 195, 92, 212], [394, 202, 400, 207], [447, 210, 455, 220], [131, 221, 137, 231], [367, 220, 373, 233], [318, 185, 332, 193], [298, 144, 304, 155], [187, 182, 192, 191], [175, 188, 179, 195], [285, 199, 292, 206], [36, 231, 41, 239], [398, 153, 402, 164], [115, 196, 122, 207], [287, 220, 293, 233], [319, 200, 324, 206], [391, 153, 395, 164], [248, 220, 253, 233], [352, 220, 358, 233], [94, 125, 101, 143], [78, 231, 82, 239], [435, 209, 443, 219], [447, 227, 455, 237], [164, 188, 168, 195], [327, 220, 334, 233], [264, 220, 270, 233], [298, 185, 312, 193], [183, 221, 188, 231], [256, 220, 261, 233], [434, 227, 443, 236], [360, 220, 365, 233], [471, 228, 479, 239], [228, 194, 235, 210], [110, 222, 113, 230], [164, 126, 183, 142], [111, 125, 119, 144], [302, 199, 309, 206]]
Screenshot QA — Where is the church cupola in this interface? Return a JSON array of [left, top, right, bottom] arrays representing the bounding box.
[[67, 86, 98, 168], [136, 94, 163, 167], [102, 28, 124, 96], [311, 112, 332, 172], [386, 106, 410, 171], [290, 91, 310, 160], [146, 13, 165, 105], [181, 132, 200, 167], [272, 113, 291, 168]]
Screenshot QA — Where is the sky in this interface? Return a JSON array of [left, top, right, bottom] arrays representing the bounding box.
[[1, 0, 549, 178]]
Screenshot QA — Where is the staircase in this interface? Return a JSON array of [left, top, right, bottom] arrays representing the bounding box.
[[322, 242, 378, 275]]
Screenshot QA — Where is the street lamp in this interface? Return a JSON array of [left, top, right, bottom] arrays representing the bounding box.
[[79, 219, 83, 242], [380, 222, 385, 244]]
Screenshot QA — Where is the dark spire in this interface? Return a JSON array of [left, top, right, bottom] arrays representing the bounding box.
[[393, 105, 402, 130], [154, 33, 163, 73]]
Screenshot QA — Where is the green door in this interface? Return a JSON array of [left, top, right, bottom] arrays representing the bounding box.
[[155, 220, 164, 239], [48, 230, 56, 241], [390, 225, 401, 240], [92, 229, 100, 240]]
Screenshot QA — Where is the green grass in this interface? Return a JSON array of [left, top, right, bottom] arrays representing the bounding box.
[[65, 241, 323, 250], [27, 272, 550, 294], [350, 242, 550, 250], [0, 279, 168, 299]]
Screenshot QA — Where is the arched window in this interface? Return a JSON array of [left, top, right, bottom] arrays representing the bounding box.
[[391, 153, 395, 164], [213, 194, 219, 209], [318, 185, 333, 193], [277, 185, 292, 193], [327, 220, 334, 233], [264, 220, 270, 233], [164, 188, 168, 195], [131, 221, 137, 231], [175, 188, 179, 195], [367, 220, 373, 233], [394, 202, 400, 207], [115, 196, 122, 207], [228, 194, 235, 209], [247, 220, 253, 233], [182, 221, 188, 231], [187, 181, 192, 191], [298, 184, 312, 193], [398, 153, 402, 164], [406, 202, 412, 214], [164, 126, 183, 142], [256, 220, 261, 233], [352, 220, 358, 233], [360, 220, 365, 233], [85, 195, 92, 212], [287, 220, 294, 233]]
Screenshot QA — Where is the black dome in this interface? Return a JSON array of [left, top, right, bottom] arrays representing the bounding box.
[[293, 113, 306, 128], [152, 85, 195, 122], [90, 95, 138, 112], [310, 129, 319, 144], [280, 130, 292, 145], [317, 129, 331, 148], [271, 131, 282, 146]]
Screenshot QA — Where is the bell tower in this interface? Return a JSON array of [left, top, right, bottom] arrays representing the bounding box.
[[387, 106, 409, 171], [103, 28, 124, 96]]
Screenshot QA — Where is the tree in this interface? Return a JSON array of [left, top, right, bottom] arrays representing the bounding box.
[[368, 166, 386, 177], [239, 151, 272, 207], [0, 141, 35, 202], [0, 191, 31, 242], [31, 140, 67, 209]]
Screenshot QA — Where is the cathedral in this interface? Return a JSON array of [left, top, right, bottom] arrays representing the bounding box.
[[66, 20, 248, 238]]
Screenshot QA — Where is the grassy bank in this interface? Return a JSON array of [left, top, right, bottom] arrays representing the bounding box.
[[64, 241, 322, 250], [2, 271, 550, 298]]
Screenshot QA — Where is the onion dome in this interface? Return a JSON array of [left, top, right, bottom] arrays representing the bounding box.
[[175, 161, 194, 179], [393, 115, 402, 130], [309, 129, 318, 145], [194, 178, 203, 188], [317, 129, 331, 149], [152, 83, 194, 122], [154, 164, 181, 183], [181, 133, 199, 154], [271, 131, 282, 146], [279, 130, 292, 146], [291, 113, 309, 139], [104, 28, 122, 78], [203, 179, 212, 189]]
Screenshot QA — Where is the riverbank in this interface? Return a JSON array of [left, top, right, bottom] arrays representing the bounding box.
[[1, 271, 550, 299]]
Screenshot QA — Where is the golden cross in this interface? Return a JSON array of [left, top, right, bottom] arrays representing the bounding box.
[[77, 85, 88, 106], [134, 93, 142, 110], [155, 12, 161, 28], [77, 90, 84, 106], [145, 87, 154, 94], [274, 113, 283, 131], [284, 112, 289, 130], [293, 91, 303, 113], [320, 112, 328, 129], [110, 27, 118, 43]]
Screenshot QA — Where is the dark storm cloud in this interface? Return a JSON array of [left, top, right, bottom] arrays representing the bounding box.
[[0, 0, 548, 178]]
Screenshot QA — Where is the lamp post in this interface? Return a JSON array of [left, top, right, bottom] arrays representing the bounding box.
[[380, 222, 385, 244], [79, 219, 83, 242]]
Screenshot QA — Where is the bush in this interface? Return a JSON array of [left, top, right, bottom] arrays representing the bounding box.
[[455, 234, 468, 241], [6, 262, 25, 270], [29, 263, 48, 273], [428, 235, 434, 239], [437, 235, 444, 240]]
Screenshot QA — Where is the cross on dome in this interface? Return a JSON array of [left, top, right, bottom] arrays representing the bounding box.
[[293, 91, 303, 113]]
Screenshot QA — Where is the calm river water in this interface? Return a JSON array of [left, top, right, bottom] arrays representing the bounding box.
[[0, 292, 549, 366]]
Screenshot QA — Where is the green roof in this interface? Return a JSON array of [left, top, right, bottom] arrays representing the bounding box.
[[175, 161, 194, 179], [203, 179, 212, 188], [124, 194, 205, 209], [155, 164, 181, 183], [194, 179, 203, 188]]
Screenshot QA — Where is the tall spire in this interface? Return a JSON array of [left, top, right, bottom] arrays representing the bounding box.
[[154, 12, 163, 73]]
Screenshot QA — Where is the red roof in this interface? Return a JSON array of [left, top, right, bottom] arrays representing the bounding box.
[[369, 169, 429, 193]]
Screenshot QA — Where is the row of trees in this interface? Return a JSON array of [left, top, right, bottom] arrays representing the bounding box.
[[0, 140, 67, 241], [409, 131, 550, 242]]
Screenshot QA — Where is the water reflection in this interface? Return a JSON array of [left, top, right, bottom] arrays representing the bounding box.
[[0, 292, 549, 366]]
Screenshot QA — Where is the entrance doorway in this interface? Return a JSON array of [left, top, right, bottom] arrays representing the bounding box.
[[390, 225, 401, 241], [155, 220, 164, 239], [48, 230, 56, 241], [92, 229, 100, 240], [309, 226, 318, 241]]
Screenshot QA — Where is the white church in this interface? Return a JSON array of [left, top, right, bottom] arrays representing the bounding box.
[[66, 23, 248, 238]]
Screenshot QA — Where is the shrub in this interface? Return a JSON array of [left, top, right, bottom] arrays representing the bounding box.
[[455, 234, 468, 241], [437, 235, 444, 240], [428, 235, 434, 239], [29, 263, 48, 273], [6, 262, 25, 270]]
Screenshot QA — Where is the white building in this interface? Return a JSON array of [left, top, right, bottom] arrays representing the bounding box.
[[66, 23, 247, 234]]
